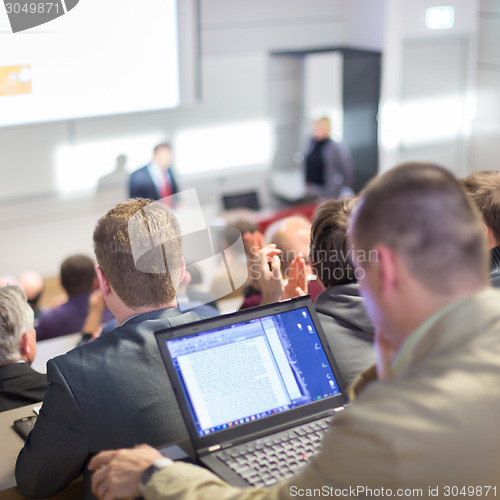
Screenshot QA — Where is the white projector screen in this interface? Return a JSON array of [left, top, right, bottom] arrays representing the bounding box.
[[0, 0, 180, 127]]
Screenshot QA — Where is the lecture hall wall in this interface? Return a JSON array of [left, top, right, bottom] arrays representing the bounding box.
[[1, 0, 497, 278]]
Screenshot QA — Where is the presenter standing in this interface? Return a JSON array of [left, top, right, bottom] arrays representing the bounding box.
[[129, 143, 179, 201], [304, 117, 354, 198]]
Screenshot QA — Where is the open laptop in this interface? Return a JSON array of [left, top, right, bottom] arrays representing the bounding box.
[[155, 296, 348, 487]]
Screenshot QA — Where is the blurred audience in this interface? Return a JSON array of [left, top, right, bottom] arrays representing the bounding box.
[[18, 270, 45, 321], [0, 275, 19, 287], [460, 170, 500, 288], [0, 286, 47, 412], [240, 216, 323, 309], [35, 254, 113, 341], [16, 199, 202, 498]]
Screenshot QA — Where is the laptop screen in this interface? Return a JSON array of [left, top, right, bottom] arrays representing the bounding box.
[[165, 305, 341, 438]]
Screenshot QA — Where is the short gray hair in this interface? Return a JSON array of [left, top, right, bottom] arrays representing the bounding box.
[[0, 286, 34, 363]]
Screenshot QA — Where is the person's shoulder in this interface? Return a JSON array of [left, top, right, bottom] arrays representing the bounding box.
[[130, 165, 150, 178], [36, 303, 64, 324], [51, 329, 117, 371]]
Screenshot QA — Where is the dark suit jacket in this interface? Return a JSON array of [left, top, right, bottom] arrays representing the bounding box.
[[15, 307, 201, 499], [0, 362, 47, 412], [129, 164, 179, 200]]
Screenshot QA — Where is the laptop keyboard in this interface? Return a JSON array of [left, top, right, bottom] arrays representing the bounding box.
[[215, 416, 332, 487]]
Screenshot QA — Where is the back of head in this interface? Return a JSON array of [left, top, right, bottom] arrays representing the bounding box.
[[460, 170, 500, 244], [266, 216, 312, 274], [310, 198, 357, 288], [93, 198, 182, 308], [0, 286, 34, 363], [350, 163, 488, 294], [0, 275, 19, 287], [60, 255, 96, 296], [19, 270, 44, 308]]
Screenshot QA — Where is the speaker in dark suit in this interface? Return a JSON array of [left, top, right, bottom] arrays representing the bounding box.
[[129, 143, 179, 200]]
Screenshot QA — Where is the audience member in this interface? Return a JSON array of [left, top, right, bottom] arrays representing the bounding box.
[[18, 270, 45, 321], [460, 170, 500, 287], [0, 286, 47, 412], [267, 215, 323, 299], [77, 290, 108, 344], [97, 268, 220, 338], [240, 216, 323, 309], [309, 198, 375, 386], [89, 163, 500, 499], [16, 199, 202, 498], [304, 116, 354, 198], [35, 254, 112, 341], [0, 275, 19, 287], [129, 143, 179, 201]]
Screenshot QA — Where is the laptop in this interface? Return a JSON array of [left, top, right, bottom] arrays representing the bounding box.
[[155, 296, 348, 487]]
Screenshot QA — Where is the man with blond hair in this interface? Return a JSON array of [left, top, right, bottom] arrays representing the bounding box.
[[89, 164, 500, 499], [16, 198, 200, 498]]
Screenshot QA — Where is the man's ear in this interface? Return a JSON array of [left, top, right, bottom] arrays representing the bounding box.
[[375, 245, 398, 296], [96, 267, 112, 297], [19, 329, 36, 364], [484, 224, 499, 249], [178, 258, 186, 285]]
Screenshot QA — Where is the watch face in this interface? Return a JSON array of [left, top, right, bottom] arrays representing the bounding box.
[[140, 459, 172, 492], [141, 464, 159, 489]]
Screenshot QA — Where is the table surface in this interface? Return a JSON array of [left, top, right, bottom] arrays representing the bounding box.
[[0, 403, 83, 499]]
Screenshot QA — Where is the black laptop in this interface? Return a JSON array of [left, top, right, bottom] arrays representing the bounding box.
[[155, 296, 348, 487]]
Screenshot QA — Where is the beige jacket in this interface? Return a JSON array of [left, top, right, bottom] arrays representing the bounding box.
[[145, 289, 500, 500]]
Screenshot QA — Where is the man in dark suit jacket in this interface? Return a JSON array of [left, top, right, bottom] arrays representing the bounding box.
[[0, 286, 47, 412], [129, 143, 179, 200], [16, 198, 201, 499]]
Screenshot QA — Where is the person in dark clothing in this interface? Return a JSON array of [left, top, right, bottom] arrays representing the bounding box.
[[461, 171, 500, 288], [16, 199, 201, 499], [36, 254, 113, 341], [304, 116, 354, 198], [0, 286, 47, 412], [309, 198, 375, 386], [129, 143, 179, 201]]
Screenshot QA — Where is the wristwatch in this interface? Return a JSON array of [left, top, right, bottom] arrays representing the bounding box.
[[139, 457, 173, 493]]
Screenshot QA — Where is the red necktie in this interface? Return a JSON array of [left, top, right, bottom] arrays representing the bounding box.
[[159, 172, 172, 199]]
